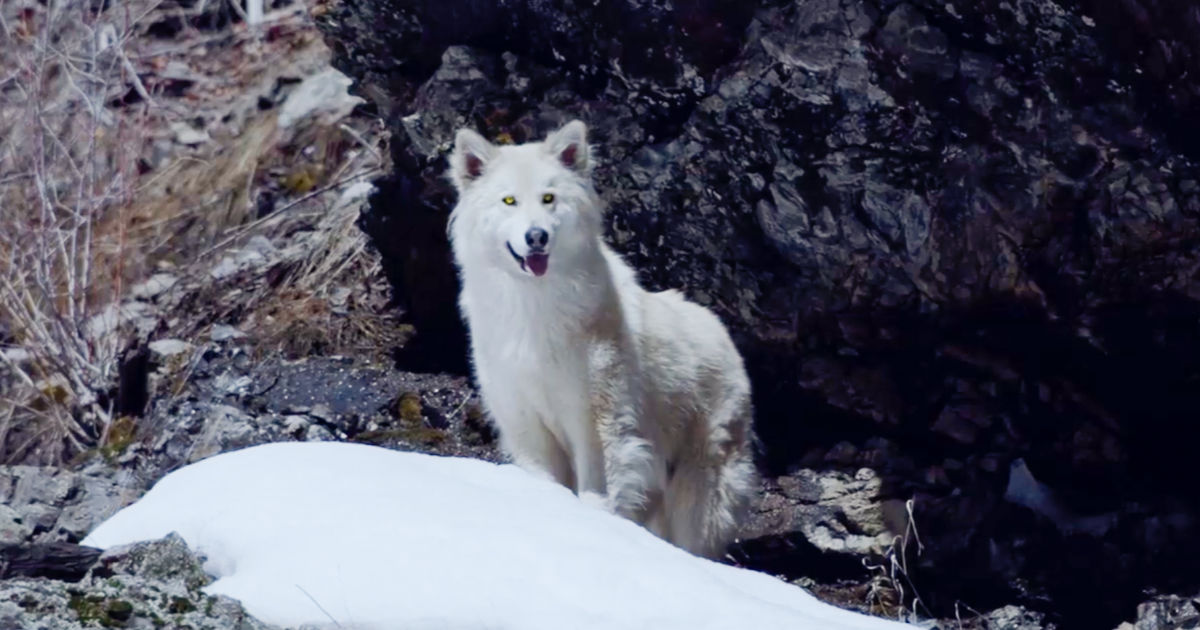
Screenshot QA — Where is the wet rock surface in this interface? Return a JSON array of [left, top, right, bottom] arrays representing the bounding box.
[[318, 1, 1200, 627]]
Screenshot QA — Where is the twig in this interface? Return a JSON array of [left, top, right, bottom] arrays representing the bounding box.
[[449, 391, 473, 420], [196, 166, 382, 259], [120, 52, 156, 107], [338, 123, 383, 163], [295, 584, 342, 628]]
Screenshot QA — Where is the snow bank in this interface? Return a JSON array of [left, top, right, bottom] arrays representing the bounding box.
[[84, 442, 914, 630]]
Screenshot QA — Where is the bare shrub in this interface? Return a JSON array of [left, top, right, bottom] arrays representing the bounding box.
[[0, 0, 155, 463]]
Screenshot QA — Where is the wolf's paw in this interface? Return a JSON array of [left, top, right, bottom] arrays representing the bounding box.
[[579, 491, 615, 513]]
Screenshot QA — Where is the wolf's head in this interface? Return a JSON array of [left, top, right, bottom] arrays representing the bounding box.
[[447, 120, 601, 280]]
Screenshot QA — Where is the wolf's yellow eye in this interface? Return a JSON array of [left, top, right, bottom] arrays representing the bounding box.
[[502, 196, 516, 206], [542, 193, 555, 204]]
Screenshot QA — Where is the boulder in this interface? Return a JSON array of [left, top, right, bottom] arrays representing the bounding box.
[[316, 0, 1200, 626]]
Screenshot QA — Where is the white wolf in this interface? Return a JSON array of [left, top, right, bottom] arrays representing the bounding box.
[[447, 120, 758, 558]]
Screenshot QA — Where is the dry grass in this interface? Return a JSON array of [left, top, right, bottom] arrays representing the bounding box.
[[0, 0, 387, 464], [169, 149, 404, 363], [247, 177, 411, 362], [863, 498, 930, 623]]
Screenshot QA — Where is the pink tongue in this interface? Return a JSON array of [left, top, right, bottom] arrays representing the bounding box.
[[526, 253, 549, 277]]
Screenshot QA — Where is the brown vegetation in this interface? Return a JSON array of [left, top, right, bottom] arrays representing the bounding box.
[[0, 0, 390, 464]]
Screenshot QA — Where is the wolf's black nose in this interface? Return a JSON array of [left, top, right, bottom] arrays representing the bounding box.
[[525, 227, 549, 249]]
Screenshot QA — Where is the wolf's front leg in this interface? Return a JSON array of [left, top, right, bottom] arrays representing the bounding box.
[[558, 397, 607, 499], [498, 418, 575, 491]]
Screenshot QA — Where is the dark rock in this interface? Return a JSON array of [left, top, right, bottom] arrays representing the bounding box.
[[317, 1, 1200, 627], [1078, 0, 1200, 151], [0, 543, 101, 581]]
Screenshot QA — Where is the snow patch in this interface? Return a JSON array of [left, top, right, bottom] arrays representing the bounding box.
[[84, 442, 914, 630]]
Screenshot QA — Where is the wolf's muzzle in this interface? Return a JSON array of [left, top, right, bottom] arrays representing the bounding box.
[[505, 241, 549, 277]]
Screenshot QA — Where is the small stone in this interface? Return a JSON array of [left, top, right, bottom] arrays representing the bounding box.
[[210, 325, 246, 342], [209, 256, 240, 280], [278, 68, 364, 129], [148, 339, 192, 359], [130, 273, 178, 300], [170, 121, 210, 145], [0, 347, 30, 364], [283, 415, 310, 434]]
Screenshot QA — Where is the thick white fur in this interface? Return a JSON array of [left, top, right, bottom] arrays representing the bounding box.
[[447, 120, 758, 558]]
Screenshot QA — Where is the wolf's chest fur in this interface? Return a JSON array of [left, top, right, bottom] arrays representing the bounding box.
[[464, 271, 615, 430]]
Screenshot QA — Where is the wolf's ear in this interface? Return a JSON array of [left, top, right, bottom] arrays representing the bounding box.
[[544, 120, 589, 173], [449, 128, 495, 192]]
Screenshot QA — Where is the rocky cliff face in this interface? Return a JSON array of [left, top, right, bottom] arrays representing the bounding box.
[[316, 1, 1200, 627]]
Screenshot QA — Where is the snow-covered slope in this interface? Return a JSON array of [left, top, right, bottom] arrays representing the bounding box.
[[84, 441, 914, 630]]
